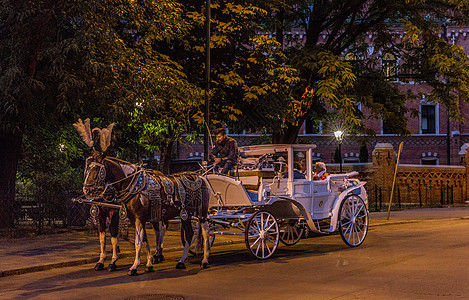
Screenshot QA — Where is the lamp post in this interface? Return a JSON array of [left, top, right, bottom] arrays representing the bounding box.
[[203, 0, 211, 162], [334, 130, 344, 173]]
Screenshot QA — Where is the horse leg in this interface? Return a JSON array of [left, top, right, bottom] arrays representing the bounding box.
[[128, 218, 145, 276], [152, 221, 166, 264], [107, 211, 119, 272], [94, 214, 107, 271], [200, 220, 211, 269], [142, 224, 154, 273], [176, 219, 193, 269]]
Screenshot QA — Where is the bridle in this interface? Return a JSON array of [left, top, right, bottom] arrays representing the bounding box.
[[83, 161, 108, 197], [83, 158, 144, 202]]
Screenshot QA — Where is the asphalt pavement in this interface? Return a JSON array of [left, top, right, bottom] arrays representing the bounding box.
[[1, 207, 469, 278]]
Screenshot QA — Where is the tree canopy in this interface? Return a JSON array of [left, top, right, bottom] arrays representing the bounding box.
[[0, 0, 203, 226], [229, 0, 469, 141], [2, 0, 469, 228]]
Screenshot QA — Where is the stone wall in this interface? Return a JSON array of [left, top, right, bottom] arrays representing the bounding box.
[[362, 143, 468, 210]]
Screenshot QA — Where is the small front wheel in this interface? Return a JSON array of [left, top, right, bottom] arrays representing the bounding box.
[[245, 210, 279, 259], [338, 195, 369, 247], [279, 220, 304, 246]]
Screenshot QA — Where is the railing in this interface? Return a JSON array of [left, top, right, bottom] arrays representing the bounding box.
[[0, 191, 130, 237], [367, 164, 466, 211]]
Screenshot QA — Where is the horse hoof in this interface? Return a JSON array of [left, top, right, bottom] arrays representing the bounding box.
[[94, 262, 105, 271], [175, 262, 186, 269], [145, 266, 154, 273], [107, 263, 117, 272], [152, 254, 164, 264], [127, 269, 138, 276], [201, 262, 210, 269]]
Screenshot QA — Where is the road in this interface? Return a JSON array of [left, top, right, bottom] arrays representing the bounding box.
[[1, 218, 468, 300]]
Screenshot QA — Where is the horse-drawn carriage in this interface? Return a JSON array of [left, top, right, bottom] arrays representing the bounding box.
[[73, 119, 368, 274], [192, 144, 369, 260]]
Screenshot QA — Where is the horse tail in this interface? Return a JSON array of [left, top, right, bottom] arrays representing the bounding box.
[[199, 177, 210, 221]]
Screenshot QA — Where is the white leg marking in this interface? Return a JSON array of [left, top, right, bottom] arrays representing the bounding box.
[[144, 235, 152, 267], [179, 222, 192, 263], [179, 240, 190, 264], [98, 231, 106, 263], [156, 222, 166, 257], [111, 237, 118, 263], [130, 219, 144, 271], [201, 221, 210, 264]]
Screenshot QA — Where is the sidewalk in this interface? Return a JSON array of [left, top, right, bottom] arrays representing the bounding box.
[[1, 207, 469, 277]]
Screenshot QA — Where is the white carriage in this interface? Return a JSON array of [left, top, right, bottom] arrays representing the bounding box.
[[194, 144, 369, 260]]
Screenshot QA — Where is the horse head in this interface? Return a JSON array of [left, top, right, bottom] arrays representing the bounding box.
[[83, 150, 107, 197], [73, 118, 116, 199]]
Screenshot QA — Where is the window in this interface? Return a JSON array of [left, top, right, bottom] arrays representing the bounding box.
[[304, 118, 321, 134], [421, 158, 438, 165], [382, 52, 397, 80], [382, 120, 395, 134], [344, 52, 359, 74], [421, 105, 436, 134]]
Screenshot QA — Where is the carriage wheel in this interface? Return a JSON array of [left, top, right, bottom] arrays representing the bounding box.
[[245, 210, 279, 260], [180, 219, 215, 255], [338, 195, 369, 247], [279, 220, 304, 246]]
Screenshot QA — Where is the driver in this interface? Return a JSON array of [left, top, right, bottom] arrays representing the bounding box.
[[211, 127, 238, 174], [313, 162, 329, 180]]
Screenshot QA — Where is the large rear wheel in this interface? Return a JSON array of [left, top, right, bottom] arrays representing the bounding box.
[[338, 195, 369, 247], [245, 210, 279, 259]]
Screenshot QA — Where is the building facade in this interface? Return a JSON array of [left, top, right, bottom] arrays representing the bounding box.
[[177, 25, 469, 166]]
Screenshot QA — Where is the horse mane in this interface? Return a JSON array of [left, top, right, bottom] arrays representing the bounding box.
[[104, 157, 130, 183]]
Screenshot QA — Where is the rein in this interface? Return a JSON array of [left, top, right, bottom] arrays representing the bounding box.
[[85, 159, 145, 203]]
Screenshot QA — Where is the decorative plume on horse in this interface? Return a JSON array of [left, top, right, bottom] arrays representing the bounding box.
[[74, 118, 211, 276]]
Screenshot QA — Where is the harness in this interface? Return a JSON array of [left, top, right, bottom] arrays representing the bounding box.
[[84, 160, 204, 222]]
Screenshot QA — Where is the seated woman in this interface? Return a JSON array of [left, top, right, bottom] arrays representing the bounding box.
[[282, 161, 306, 179], [313, 162, 329, 180]]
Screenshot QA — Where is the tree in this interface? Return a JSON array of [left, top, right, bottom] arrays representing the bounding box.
[[156, 1, 300, 137], [0, 0, 199, 227], [221, 1, 469, 143]]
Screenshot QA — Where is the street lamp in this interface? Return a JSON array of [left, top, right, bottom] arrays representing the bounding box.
[[203, 0, 211, 162], [334, 130, 344, 173]]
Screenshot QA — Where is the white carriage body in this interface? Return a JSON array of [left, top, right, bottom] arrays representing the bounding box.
[[201, 144, 369, 259], [206, 144, 367, 232]]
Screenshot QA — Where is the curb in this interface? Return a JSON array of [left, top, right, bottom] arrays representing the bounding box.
[[0, 238, 246, 278], [1, 216, 468, 277]]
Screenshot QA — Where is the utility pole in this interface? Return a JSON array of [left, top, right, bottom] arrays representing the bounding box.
[[203, 0, 211, 162], [442, 22, 451, 165]]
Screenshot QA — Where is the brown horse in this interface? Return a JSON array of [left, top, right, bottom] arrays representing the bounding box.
[[83, 151, 211, 275], [75, 119, 210, 275]]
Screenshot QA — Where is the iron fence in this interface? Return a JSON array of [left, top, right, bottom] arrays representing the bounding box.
[[0, 190, 130, 238], [366, 183, 458, 212]]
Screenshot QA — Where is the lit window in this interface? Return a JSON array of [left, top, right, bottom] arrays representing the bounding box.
[[421, 105, 436, 134], [344, 52, 359, 74], [382, 52, 397, 80]]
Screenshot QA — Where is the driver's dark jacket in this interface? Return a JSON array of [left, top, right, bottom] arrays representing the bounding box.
[[211, 136, 238, 164]]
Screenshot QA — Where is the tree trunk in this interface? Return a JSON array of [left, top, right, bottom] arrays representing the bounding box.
[[276, 9, 284, 49], [0, 132, 22, 228], [159, 140, 174, 174], [272, 123, 302, 144]]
